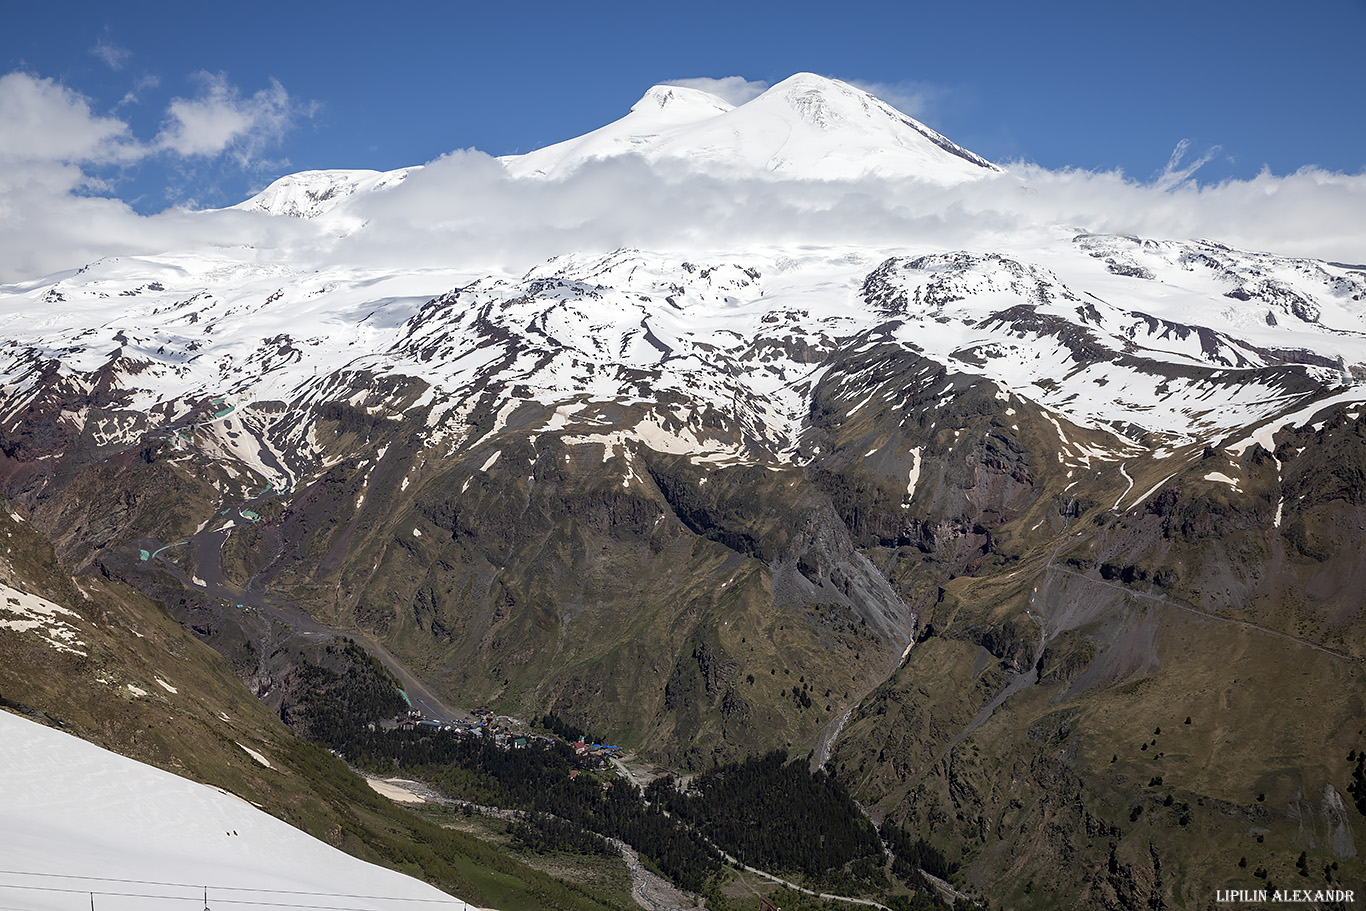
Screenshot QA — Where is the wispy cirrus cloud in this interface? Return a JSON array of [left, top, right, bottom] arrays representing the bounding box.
[[844, 78, 939, 120], [1152, 138, 1225, 189], [114, 73, 161, 111], [90, 33, 132, 71]]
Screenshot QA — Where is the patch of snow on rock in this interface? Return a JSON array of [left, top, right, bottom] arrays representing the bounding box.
[[237, 742, 273, 769], [0, 583, 87, 656]]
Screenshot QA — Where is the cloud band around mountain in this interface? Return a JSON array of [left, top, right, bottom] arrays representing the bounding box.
[[0, 69, 1363, 283]]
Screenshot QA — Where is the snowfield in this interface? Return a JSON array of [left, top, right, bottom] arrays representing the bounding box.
[[0, 710, 476, 911], [3, 74, 1365, 491]]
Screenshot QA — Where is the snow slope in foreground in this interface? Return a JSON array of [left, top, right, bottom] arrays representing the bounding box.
[[0, 710, 474, 911]]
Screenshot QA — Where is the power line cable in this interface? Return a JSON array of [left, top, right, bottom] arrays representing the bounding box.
[[0, 873, 462, 905], [0, 881, 471, 911], [0, 883, 388, 911]]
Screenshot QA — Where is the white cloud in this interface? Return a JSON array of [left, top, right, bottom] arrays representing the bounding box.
[[9, 142, 1365, 283], [318, 151, 1366, 275], [90, 35, 132, 71], [0, 69, 316, 279], [0, 72, 140, 168], [662, 76, 769, 106], [2, 68, 1364, 284], [155, 72, 309, 164], [981, 162, 1366, 262]]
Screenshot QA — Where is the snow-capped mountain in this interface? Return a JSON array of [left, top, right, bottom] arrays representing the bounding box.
[[503, 73, 999, 182], [500, 82, 738, 180], [234, 73, 1001, 226], [1, 231, 1362, 498], [231, 167, 417, 220], [4, 73, 1366, 911]]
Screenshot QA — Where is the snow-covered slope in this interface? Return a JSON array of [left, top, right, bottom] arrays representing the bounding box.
[[2, 232, 1363, 501], [233, 167, 417, 220], [0, 710, 473, 911], [500, 83, 737, 180], [504, 73, 1000, 182]]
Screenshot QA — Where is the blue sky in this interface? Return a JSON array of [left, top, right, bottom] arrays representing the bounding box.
[[4, 0, 1364, 212]]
